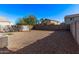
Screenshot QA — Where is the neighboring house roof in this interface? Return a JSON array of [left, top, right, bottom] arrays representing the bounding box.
[[65, 14, 79, 18], [46, 19, 59, 22], [0, 16, 10, 22], [42, 19, 60, 23]]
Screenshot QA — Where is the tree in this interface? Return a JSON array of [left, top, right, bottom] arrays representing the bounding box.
[[27, 15, 37, 25], [16, 15, 38, 25], [16, 18, 27, 25]]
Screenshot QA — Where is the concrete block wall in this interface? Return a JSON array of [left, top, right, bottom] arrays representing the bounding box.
[[0, 35, 8, 48], [33, 24, 70, 31], [70, 22, 76, 39], [70, 21, 79, 45]]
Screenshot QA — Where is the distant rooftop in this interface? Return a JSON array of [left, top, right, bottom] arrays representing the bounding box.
[[65, 14, 79, 18], [0, 16, 10, 22], [42, 18, 60, 23]]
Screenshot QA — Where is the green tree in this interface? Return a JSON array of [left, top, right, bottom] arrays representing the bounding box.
[[16, 15, 38, 25], [16, 18, 27, 25]]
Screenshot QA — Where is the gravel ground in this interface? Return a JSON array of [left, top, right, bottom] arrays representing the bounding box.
[[7, 30, 53, 51], [0, 30, 79, 54], [15, 30, 79, 54]]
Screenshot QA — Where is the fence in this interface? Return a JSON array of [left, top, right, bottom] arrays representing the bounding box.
[[33, 24, 70, 31], [70, 21, 79, 45], [0, 35, 8, 48]]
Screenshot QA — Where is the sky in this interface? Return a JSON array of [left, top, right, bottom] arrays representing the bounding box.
[[0, 4, 79, 24]]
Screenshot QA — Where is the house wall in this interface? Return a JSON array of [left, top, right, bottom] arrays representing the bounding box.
[[50, 21, 60, 25], [65, 15, 79, 45], [65, 16, 79, 24], [0, 22, 11, 32], [65, 17, 73, 24], [0, 22, 11, 26]]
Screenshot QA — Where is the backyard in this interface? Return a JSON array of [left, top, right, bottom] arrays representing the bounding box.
[[0, 30, 79, 54], [7, 30, 53, 51]]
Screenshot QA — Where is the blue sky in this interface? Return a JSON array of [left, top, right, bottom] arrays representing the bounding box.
[[0, 4, 79, 24]]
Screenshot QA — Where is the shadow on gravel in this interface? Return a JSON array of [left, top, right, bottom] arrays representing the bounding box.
[[0, 47, 13, 54], [15, 31, 79, 54]]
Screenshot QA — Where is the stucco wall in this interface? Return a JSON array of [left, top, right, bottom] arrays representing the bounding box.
[[0, 35, 8, 48], [70, 21, 79, 45], [0, 22, 11, 32], [33, 24, 70, 31], [70, 22, 76, 39], [65, 16, 79, 24], [76, 22, 79, 44], [65, 17, 71, 24], [0, 22, 11, 26]]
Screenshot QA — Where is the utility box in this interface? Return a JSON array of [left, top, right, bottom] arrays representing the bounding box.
[[0, 34, 8, 48]]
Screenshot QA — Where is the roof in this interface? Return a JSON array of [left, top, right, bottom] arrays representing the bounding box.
[[65, 14, 79, 18], [42, 18, 60, 23], [50, 20, 60, 23], [0, 16, 10, 22]]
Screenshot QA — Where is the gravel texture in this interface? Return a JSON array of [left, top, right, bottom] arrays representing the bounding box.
[[0, 30, 79, 54]]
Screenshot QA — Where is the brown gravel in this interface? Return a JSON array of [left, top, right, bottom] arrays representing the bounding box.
[[0, 30, 79, 54], [8, 30, 53, 51], [15, 30, 79, 54]]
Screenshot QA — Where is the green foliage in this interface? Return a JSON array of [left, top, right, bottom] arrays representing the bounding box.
[[16, 18, 26, 25], [16, 15, 38, 25]]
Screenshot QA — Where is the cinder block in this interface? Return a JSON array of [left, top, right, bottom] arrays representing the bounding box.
[[70, 22, 79, 45], [0, 35, 8, 48]]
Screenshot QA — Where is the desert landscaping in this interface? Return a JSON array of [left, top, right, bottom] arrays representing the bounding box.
[[7, 30, 53, 51], [0, 5, 79, 54], [0, 29, 79, 54]]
